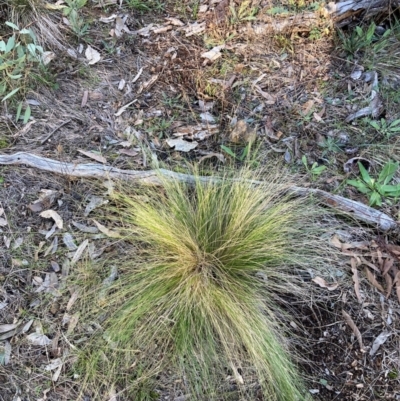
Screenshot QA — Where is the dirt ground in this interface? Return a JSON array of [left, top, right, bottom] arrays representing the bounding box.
[[1, 0, 400, 400]]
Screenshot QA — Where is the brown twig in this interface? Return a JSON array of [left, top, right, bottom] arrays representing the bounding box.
[[40, 119, 72, 144]]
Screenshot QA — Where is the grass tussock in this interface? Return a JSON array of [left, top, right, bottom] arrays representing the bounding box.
[[3, 0, 66, 51], [77, 167, 337, 400]]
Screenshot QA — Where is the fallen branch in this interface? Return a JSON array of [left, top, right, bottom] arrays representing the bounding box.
[[0, 152, 396, 231]]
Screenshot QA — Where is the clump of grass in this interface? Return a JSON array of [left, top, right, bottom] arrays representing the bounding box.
[[4, 0, 66, 51], [77, 167, 336, 400]]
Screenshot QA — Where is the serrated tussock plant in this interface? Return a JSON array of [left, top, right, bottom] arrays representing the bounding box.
[[78, 167, 335, 400]]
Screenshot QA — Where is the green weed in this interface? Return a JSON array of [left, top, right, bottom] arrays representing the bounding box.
[[347, 160, 400, 206], [302, 155, 327, 179], [0, 22, 44, 120]]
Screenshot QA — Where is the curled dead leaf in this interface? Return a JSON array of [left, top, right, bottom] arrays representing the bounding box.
[[342, 310, 364, 352], [39, 210, 63, 229], [312, 276, 339, 291]]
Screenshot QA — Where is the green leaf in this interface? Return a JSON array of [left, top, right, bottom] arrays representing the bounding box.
[[23, 105, 31, 124], [6, 72, 22, 79], [389, 119, 400, 127], [27, 43, 37, 56], [5, 35, 16, 53], [221, 145, 236, 158], [2, 87, 20, 102], [5, 21, 20, 30], [239, 144, 250, 161], [15, 101, 23, 122], [356, 26, 363, 37], [379, 184, 400, 196], [369, 120, 380, 130], [366, 22, 376, 42], [0, 41, 6, 52], [302, 155, 307, 168], [311, 165, 327, 175], [358, 162, 373, 186], [378, 161, 398, 185], [347, 179, 370, 194], [369, 191, 381, 206]]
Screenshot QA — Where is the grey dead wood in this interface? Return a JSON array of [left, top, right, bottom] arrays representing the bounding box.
[[0, 152, 396, 231]]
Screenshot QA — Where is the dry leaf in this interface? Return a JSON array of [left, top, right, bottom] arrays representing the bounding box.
[[63, 233, 77, 251], [342, 310, 364, 352], [365, 267, 384, 294], [40, 210, 63, 229], [67, 313, 80, 335], [27, 332, 52, 346], [42, 51, 55, 65], [166, 138, 198, 152], [84, 196, 109, 217], [93, 220, 121, 238], [0, 341, 11, 365], [81, 90, 88, 108], [85, 45, 101, 65], [78, 149, 107, 164], [165, 17, 184, 26], [66, 291, 79, 311], [99, 14, 117, 23], [369, 331, 391, 356], [0, 217, 7, 227], [201, 45, 225, 62], [71, 239, 89, 265], [114, 99, 138, 116], [312, 276, 339, 291], [183, 22, 206, 36], [351, 257, 362, 303], [44, 358, 63, 371], [331, 234, 342, 249], [72, 221, 99, 234], [394, 271, 400, 302]]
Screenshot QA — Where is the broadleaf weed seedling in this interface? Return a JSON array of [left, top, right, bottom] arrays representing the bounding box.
[[302, 155, 327, 179], [347, 160, 400, 206]]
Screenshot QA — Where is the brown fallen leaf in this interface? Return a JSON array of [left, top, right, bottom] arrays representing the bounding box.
[[342, 310, 364, 352], [40, 210, 63, 229], [78, 149, 107, 164], [93, 220, 121, 238], [66, 291, 79, 311], [71, 239, 89, 265], [312, 276, 339, 291], [365, 267, 384, 294], [81, 90, 88, 107], [394, 271, 400, 302], [351, 257, 362, 303]]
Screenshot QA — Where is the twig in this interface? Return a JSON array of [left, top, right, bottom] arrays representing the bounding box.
[[40, 119, 72, 144], [0, 152, 397, 231]]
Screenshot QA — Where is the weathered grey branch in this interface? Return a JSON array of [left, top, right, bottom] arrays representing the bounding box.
[[0, 152, 396, 231]]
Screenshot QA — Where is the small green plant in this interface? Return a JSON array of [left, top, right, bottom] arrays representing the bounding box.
[[0, 22, 43, 121], [318, 136, 342, 156], [309, 27, 323, 40], [347, 160, 400, 206], [125, 0, 164, 12], [338, 22, 377, 57], [302, 155, 327, 179], [221, 143, 250, 161], [367, 117, 400, 139], [63, 0, 90, 39], [229, 0, 258, 24]]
